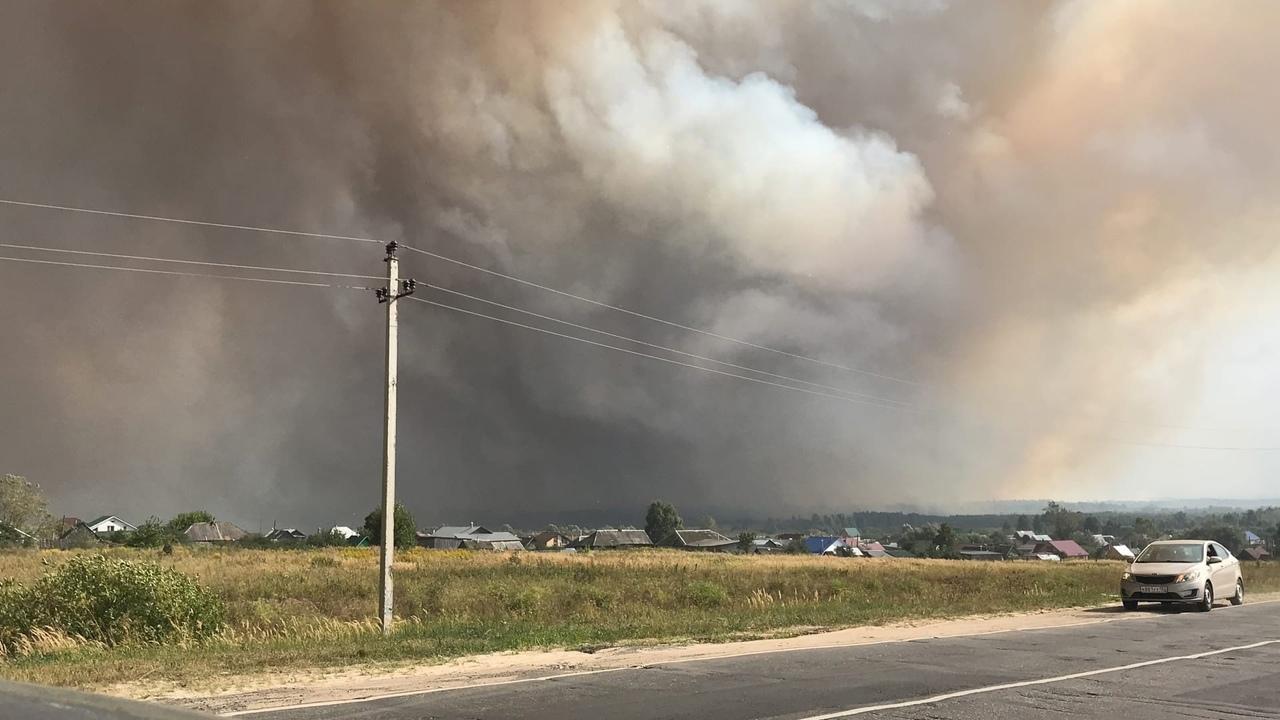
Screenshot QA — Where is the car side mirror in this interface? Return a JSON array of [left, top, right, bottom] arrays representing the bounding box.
[[1208, 557, 1222, 565]]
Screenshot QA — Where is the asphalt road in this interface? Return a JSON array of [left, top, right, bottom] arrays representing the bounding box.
[[241, 600, 1280, 720]]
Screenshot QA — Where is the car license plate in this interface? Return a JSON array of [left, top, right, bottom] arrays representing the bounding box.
[[1141, 586, 1166, 594]]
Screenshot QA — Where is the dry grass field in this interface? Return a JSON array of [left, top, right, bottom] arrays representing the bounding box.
[[2, 547, 1277, 689]]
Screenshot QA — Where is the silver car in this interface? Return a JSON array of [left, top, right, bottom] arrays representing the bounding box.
[[1120, 540, 1244, 611]]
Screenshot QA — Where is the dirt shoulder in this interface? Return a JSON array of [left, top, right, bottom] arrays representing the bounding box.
[[127, 595, 1278, 716]]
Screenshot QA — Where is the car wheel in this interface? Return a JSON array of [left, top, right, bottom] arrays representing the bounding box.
[[1231, 579, 1244, 606], [1199, 582, 1213, 612], [1122, 600, 1138, 611]]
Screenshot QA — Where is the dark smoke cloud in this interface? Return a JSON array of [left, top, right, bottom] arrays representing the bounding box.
[[2, 1, 1278, 529]]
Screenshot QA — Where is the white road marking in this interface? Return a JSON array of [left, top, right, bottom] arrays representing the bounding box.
[[791, 638, 1280, 720], [222, 598, 1279, 716]]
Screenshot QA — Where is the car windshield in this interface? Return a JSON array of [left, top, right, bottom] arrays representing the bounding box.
[[1135, 543, 1203, 563]]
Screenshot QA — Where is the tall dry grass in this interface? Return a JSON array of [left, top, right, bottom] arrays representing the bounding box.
[[2, 547, 1277, 688]]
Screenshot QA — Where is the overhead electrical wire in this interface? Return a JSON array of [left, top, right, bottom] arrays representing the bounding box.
[[0, 198, 382, 245], [406, 295, 1280, 450], [0, 197, 918, 388], [423, 283, 912, 407], [0, 255, 373, 290], [397, 244, 921, 387], [2, 243, 1275, 450], [0, 241, 384, 280], [405, 295, 913, 411]]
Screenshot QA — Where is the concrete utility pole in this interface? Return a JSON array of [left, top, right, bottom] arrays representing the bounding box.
[[375, 241, 416, 636]]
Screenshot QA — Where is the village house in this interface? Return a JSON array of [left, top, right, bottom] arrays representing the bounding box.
[[85, 515, 136, 534], [417, 525, 492, 549], [804, 536, 860, 556], [264, 527, 306, 542], [672, 529, 737, 552], [1241, 546, 1271, 562], [329, 526, 360, 541], [56, 519, 102, 549], [749, 537, 787, 554], [1097, 543, 1135, 561], [1015, 530, 1053, 544], [574, 528, 653, 550], [1244, 530, 1265, 547], [525, 530, 571, 551], [1034, 539, 1088, 560], [184, 521, 247, 545], [0, 522, 36, 545], [459, 532, 525, 551]]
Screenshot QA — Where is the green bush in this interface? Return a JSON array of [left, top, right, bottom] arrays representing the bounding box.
[[682, 580, 728, 609], [0, 555, 224, 652]]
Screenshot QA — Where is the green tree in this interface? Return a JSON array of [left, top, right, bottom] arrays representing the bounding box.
[[127, 516, 179, 547], [737, 531, 757, 552], [307, 529, 347, 547], [933, 523, 956, 553], [1016, 514, 1031, 530], [1082, 515, 1101, 534], [0, 474, 52, 538], [645, 500, 682, 546], [166, 510, 215, 536], [362, 503, 417, 548]]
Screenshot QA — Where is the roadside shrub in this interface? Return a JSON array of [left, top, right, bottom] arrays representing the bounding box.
[[0, 554, 224, 653], [682, 581, 728, 609]]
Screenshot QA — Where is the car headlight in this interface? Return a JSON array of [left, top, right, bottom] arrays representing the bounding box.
[[1174, 568, 1202, 583], [1121, 571, 1132, 581]]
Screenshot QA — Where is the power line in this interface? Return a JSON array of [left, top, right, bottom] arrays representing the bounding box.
[[424, 283, 912, 407], [0, 242, 384, 280], [405, 296, 913, 411], [0, 255, 373, 290], [5, 250, 1275, 450], [400, 243, 920, 387], [0, 197, 919, 387], [0, 198, 381, 246], [407, 296, 1280, 450]]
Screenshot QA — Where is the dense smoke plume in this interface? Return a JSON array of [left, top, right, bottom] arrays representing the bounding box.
[[2, 1, 1278, 527]]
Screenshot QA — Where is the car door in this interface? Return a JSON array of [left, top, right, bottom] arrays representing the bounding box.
[[1208, 543, 1235, 592]]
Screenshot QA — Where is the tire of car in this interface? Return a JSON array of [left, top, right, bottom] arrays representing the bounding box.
[[1231, 579, 1244, 606], [1122, 600, 1138, 611], [1198, 582, 1213, 612]]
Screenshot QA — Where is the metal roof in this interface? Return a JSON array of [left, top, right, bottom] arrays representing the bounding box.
[[674, 529, 736, 547]]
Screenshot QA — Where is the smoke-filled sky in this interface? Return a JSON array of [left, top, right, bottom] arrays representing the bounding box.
[[2, 1, 1279, 529]]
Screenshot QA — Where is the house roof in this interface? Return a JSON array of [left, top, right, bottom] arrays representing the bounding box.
[[803, 536, 843, 554], [184, 521, 247, 543], [842, 527, 861, 537], [430, 525, 491, 538], [266, 527, 306, 539], [330, 526, 359, 539], [1245, 530, 1263, 544], [464, 531, 521, 543], [580, 529, 652, 548], [674, 529, 735, 547], [0, 522, 35, 540], [1241, 546, 1271, 560], [1105, 544, 1135, 558], [85, 515, 137, 531], [959, 550, 1005, 560], [1039, 539, 1088, 557], [883, 547, 915, 558]]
